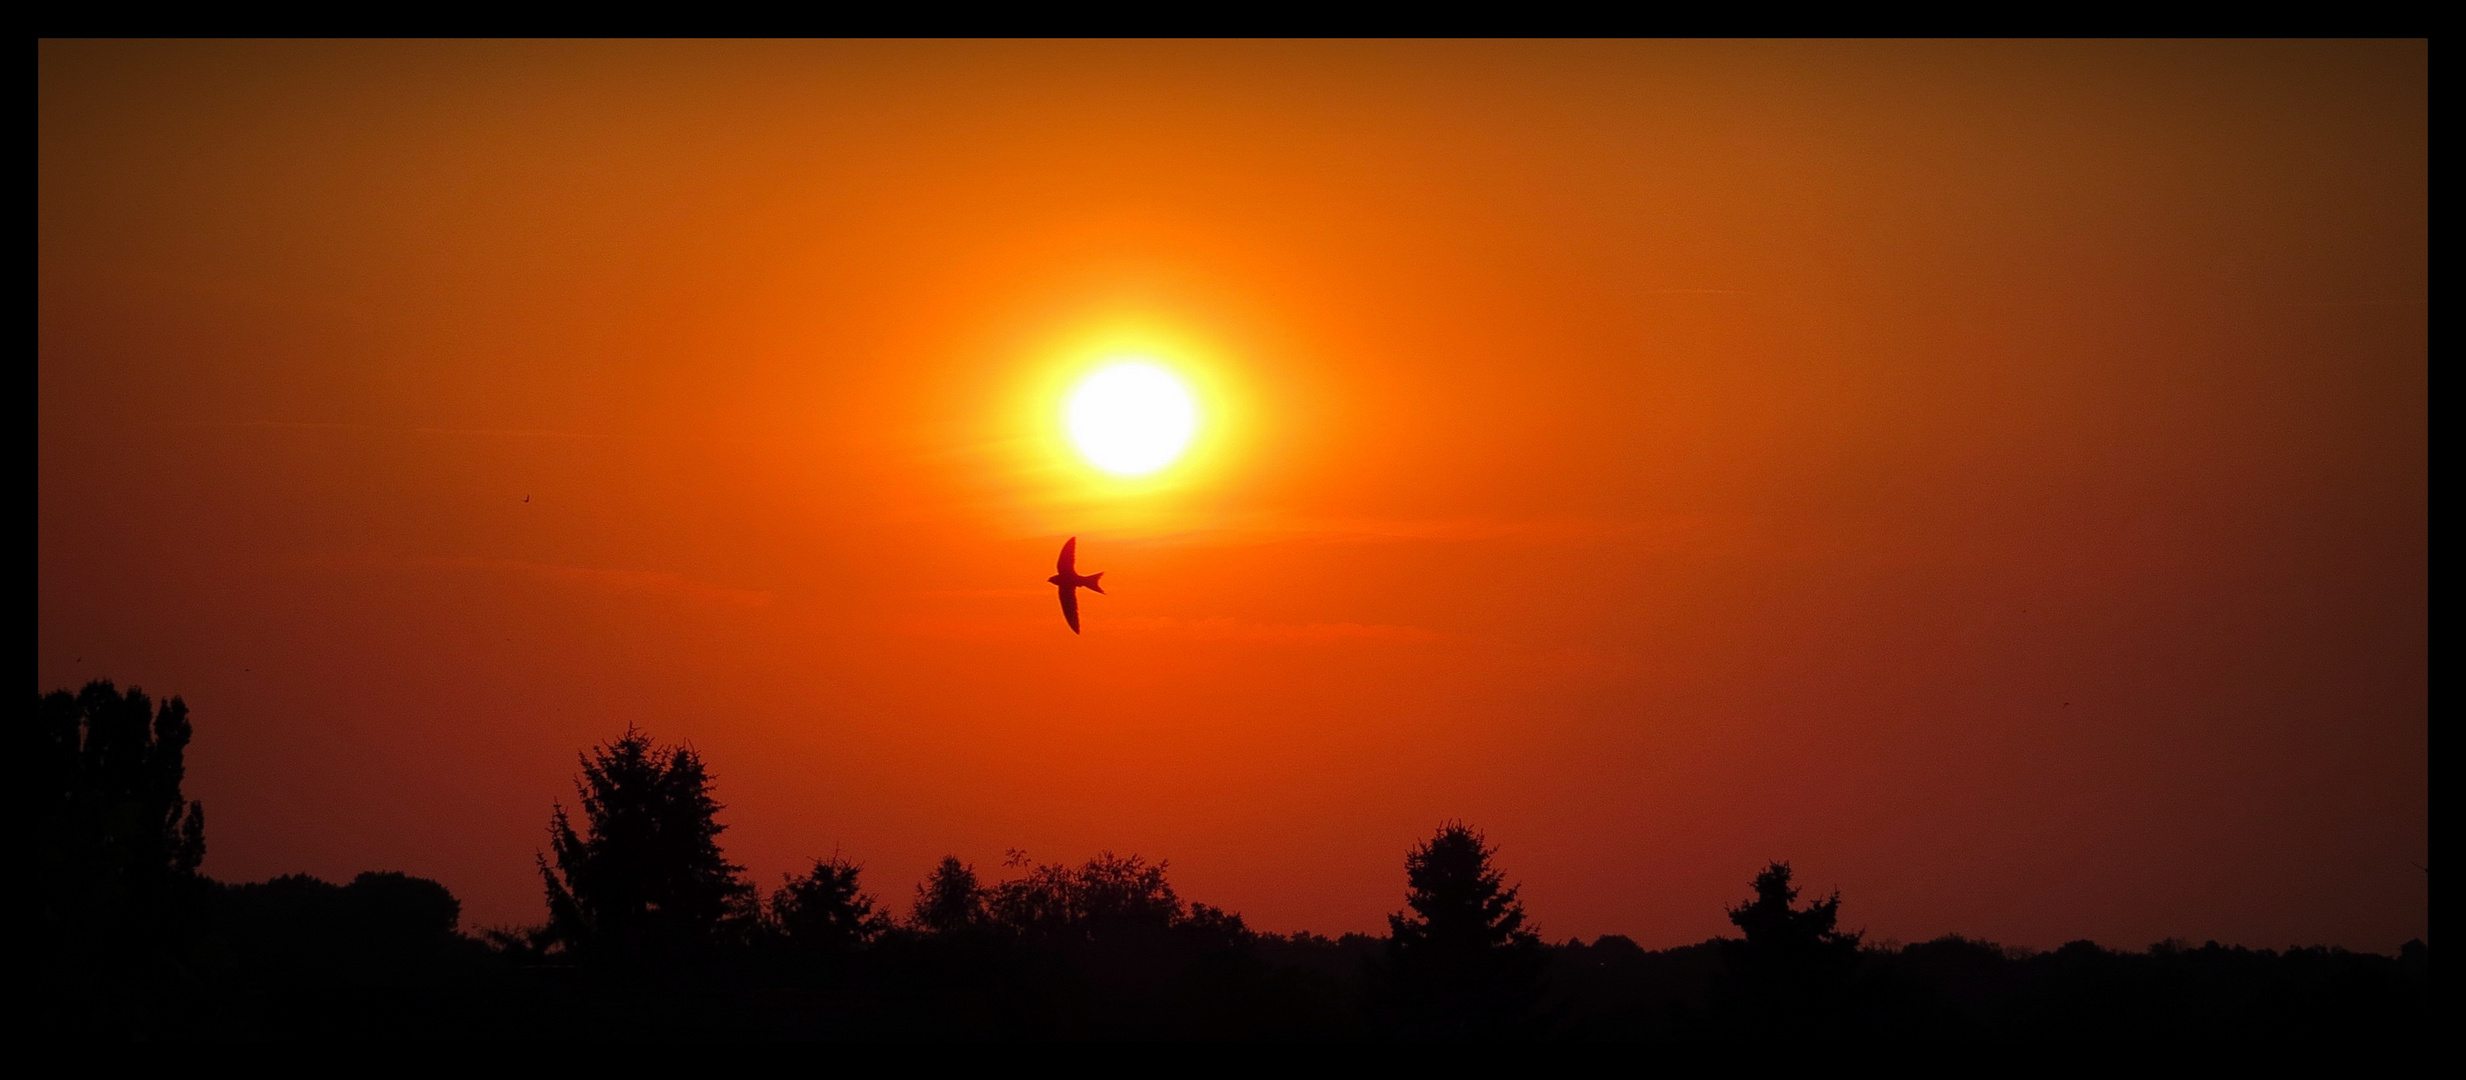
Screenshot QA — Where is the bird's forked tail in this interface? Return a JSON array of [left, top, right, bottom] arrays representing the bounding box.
[[1084, 572, 1104, 594]]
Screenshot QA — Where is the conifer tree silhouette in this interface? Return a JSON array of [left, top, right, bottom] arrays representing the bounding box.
[[911, 856, 985, 933], [1719, 861, 1863, 1036], [538, 728, 750, 960], [769, 855, 888, 950], [1369, 822, 1549, 1039]]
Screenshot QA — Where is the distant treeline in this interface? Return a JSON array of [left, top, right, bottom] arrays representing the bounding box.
[[36, 681, 2427, 1040]]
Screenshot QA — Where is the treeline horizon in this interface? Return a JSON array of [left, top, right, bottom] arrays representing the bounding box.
[[39, 681, 2428, 1040]]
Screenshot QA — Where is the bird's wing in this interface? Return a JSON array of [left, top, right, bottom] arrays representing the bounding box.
[[1057, 536, 1077, 576], [1057, 583, 1080, 633]]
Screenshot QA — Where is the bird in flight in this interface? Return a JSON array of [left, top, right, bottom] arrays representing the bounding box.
[[1048, 537, 1105, 633]]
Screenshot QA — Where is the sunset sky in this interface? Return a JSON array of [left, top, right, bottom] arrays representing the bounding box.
[[38, 40, 2425, 949]]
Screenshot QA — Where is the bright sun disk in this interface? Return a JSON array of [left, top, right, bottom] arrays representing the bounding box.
[[1067, 363, 1197, 476]]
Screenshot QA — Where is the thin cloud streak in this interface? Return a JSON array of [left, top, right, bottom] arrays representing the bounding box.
[[302, 553, 774, 608], [896, 613, 1444, 644], [197, 420, 609, 439], [1103, 512, 1749, 551], [1110, 616, 1445, 643]]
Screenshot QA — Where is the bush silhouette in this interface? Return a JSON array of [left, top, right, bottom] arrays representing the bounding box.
[[538, 728, 751, 960], [1368, 822, 1549, 1039]]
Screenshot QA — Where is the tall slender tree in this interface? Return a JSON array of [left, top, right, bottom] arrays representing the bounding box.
[[538, 728, 750, 960], [33, 681, 208, 948]]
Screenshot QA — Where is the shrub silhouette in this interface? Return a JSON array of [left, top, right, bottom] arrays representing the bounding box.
[[911, 855, 986, 933], [538, 728, 751, 960], [768, 855, 889, 951], [1717, 861, 1863, 1036], [1368, 822, 1549, 1039]]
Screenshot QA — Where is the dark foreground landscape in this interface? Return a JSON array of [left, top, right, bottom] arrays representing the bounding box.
[[40, 682, 2428, 1040]]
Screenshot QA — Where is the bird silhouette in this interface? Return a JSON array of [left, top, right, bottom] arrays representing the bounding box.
[[1048, 536, 1105, 633]]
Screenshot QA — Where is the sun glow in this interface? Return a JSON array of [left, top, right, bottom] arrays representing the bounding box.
[[1066, 362, 1199, 476]]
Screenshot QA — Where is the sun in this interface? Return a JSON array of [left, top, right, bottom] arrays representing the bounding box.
[[1066, 362, 1198, 476]]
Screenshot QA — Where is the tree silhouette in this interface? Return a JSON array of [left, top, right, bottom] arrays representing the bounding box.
[[213, 871, 463, 958], [769, 855, 888, 951], [538, 728, 750, 960], [966, 849, 1255, 1021], [1368, 822, 1549, 1038], [985, 851, 1183, 945], [1718, 861, 1863, 1036], [911, 855, 985, 933], [33, 681, 208, 951], [342, 871, 460, 940]]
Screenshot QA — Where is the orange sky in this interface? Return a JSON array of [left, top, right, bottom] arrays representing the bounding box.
[[39, 40, 2425, 949]]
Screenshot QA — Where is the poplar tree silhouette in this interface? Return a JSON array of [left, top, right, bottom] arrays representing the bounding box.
[[1368, 822, 1549, 1039], [538, 728, 750, 960], [33, 681, 208, 951]]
